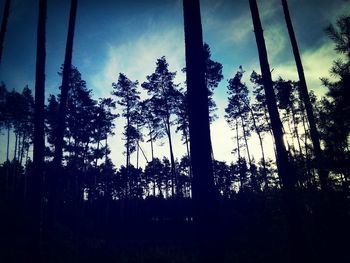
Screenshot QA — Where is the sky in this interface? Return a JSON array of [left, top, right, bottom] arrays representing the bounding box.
[[0, 0, 349, 167]]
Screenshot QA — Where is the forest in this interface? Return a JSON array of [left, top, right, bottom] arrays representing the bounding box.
[[0, 0, 349, 262]]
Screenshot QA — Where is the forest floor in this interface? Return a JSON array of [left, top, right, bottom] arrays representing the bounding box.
[[0, 190, 349, 263]]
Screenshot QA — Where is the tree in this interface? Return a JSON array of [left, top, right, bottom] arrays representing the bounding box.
[[112, 73, 140, 195], [281, 0, 329, 191], [142, 57, 180, 197], [0, 82, 7, 136], [54, 0, 78, 167], [320, 15, 350, 183], [203, 43, 223, 122], [274, 78, 303, 155], [213, 160, 233, 198], [139, 98, 163, 162], [15, 86, 34, 166], [93, 98, 117, 166], [174, 90, 191, 163], [48, 0, 78, 233], [30, 0, 47, 258], [0, 0, 10, 64], [183, 0, 217, 260], [182, 43, 223, 159], [64, 67, 97, 168], [225, 67, 260, 191], [249, 0, 293, 196], [249, 0, 307, 260]]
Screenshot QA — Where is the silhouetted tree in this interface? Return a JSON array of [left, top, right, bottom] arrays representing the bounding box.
[[14, 86, 34, 167], [203, 43, 223, 122], [93, 98, 117, 166], [174, 90, 191, 163], [249, 0, 306, 260], [320, 15, 350, 184], [54, 0, 78, 167], [30, 0, 47, 258], [0, 82, 7, 135], [281, 0, 329, 191], [142, 57, 180, 197], [112, 73, 140, 196], [225, 67, 259, 191], [213, 160, 233, 198], [48, 0, 78, 233], [140, 98, 163, 162], [64, 68, 97, 168], [0, 0, 10, 64], [183, 0, 217, 260]]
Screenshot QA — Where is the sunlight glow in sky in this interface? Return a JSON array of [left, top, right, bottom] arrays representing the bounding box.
[[0, 0, 349, 167]]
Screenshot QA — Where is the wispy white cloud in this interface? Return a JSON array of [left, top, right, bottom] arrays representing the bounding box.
[[90, 28, 186, 99], [264, 23, 289, 62]]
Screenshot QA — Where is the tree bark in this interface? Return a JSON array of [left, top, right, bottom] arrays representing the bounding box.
[[281, 0, 329, 191], [54, 0, 78, 166], [149, 124, 154, 161], [249, 0, 308, 261], [241, 116, 259, 191], [30, 0, 47, 259], [6, 124, 9, 161], [290, 106, 303, 155], [248, 105, 268, 188], [13, 132, 17, 161], [0, 0, 10, 64], [183, 0, 218, 260], [165, 120, 176, 197], [50, 0, 78, 237]]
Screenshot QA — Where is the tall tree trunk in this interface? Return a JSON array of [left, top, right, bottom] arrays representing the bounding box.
[[126, 112, 130, 198], [13, 132, 17, 161], [281, 0, 329, 191], [184, 131, 193, 180], [54, 0, 78, 166], [126, 115, 130, 169], [235, 119, 245, 191], [290, 106, 303, 155], [286, 114, 297, 156], [136, 140, 148, 163], [263, 105, 278, 160], [249, 0, 307, 261], [17, 132, 22, 162], [241, 116, 259, 191], [20, 134, 25, 166], [301, 110, 313, 182], [248, 105, 268, 188], [94, 133, 100, 168], [6, 124, 10, 161], [148, 124, 154, 161], [165, 120, 176, 197], [0, 0, 10, 64], [30, 0, 47, 259], [105, 137, 108, 164], [183, 0, 218, 260], [136, 140, 139, 169], [50, 0, 78, 227]]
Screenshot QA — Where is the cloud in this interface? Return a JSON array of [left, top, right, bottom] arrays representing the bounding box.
[[90, 28, 186, 99], [264, 23, 289, 62]]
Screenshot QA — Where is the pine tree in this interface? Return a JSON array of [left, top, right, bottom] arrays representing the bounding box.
[[183, 0, 217, 260], [141, 57, 180, 197]]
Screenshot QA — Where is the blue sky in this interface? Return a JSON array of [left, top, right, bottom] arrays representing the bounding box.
[[0, 0, 349, 167]]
